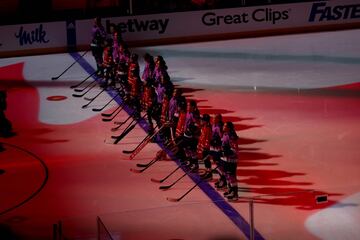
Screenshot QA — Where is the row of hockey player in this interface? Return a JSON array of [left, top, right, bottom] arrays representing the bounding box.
[[91, 17, 240, 201]]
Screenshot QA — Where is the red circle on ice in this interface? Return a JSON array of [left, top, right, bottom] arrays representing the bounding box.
[[46, 95, 67, 101]]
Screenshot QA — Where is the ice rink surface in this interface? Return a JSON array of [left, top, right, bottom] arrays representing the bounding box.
[[1, 28, 360, 239]]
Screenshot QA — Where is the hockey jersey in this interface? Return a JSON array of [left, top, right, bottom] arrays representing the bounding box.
[[197, 124, 212, 154]]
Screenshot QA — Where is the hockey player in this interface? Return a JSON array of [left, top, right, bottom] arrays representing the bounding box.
[[142, 53, 155, 83], [159, 92, 171, 142], [118, 42, 130, 64], [155, 75, 173, 112], [174, 100, 200, 170], [197, 114, 213, 179], [160, 74, 174, 99], [208, 114, 225, 184], [128, 53, 140, 77], [168, 89, 186, 140], [175, 100, 187, 138], [109, 23, 122, 63], [115, 60, 128, 95], [183, 100, 201, 170], [153, 55, 169, 85], [185, 100, 200, 129], [160, 93, 170, 126], [153, 76, 174, 129], [171, 99, 187, 163], [155, 78, 165, 108], [90, 17, 106, 75], [101, 38, 114, 88], [141, 79, 156, 133], [115, 44, 130, 96], [182, 121, 199, 171], [127, 60, 142, 116], [221, 121, 239, 201]]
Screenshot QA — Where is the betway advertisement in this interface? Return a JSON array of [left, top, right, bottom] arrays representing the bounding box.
[[1, 0, 360, 56], [76, 0, 360, 47], [0, 22, 67, 56]]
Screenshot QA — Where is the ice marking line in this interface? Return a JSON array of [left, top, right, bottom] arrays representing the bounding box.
[[46, 95, 67, 101], [0, 142, 49, 216], [70, 52, 266, 240]]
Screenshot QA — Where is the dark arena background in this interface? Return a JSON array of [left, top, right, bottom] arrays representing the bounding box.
[[1, 0, 360, 239]]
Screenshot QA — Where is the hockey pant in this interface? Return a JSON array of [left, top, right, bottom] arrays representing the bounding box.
[[91, 46, 104, 73]]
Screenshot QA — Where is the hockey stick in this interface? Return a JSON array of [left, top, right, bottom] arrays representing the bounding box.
[[74, 79, 97, 92], [136, 139, 181, 169], [70, 70, 98, 89], [112, 112, 148, 144], [113, 115, 132, 125], [166, 167, 219, 202], [136, 157, 159, 168], [72, 82, 97, 98], [123, 124, 161, 154], [136, 162, 153, 168], [92, 93, 119, 112], [112, 119, 137, 144], [122, 126, 158, 154], [111, 111, 146, 133], [102, 105, 124, 122], [128, 123, 171, 160], [81, 89, 106, 109], [102, 105, 122, 117], [151, 165, 182, 183], [112, 112, 149, 144], [159, 155, 204, 190], [130, 158, 159, 173], [84, 84, 122, 101], [84, 88, 106, 101], [111, 114, 132, 132], [52, 51, 88, 80], [159, 172, 188, 190], [130, 151, 163, 173]]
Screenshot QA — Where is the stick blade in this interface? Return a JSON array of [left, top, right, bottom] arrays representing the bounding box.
[[123, 150, 133, 154], [159, 185, 171, 190], [92, 108, 102, 112], [130, 168, 143, 173], [114, 121, 125, 126], [136, 163, 148, 168], [166, 197, 180, 202], [102, 118, 113, 122], [150, 178, 162, 183], [101, 113, 112, 117], [51, 77, 59, 80], [84, 97, 94, 101], [74, 89, 84, 92], [113, 124, 135, 143], [72, 94, 83, 98]]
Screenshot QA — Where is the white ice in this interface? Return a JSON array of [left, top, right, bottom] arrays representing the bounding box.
[[305, 192, 360, 240], [138, 29, 360, 90]]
